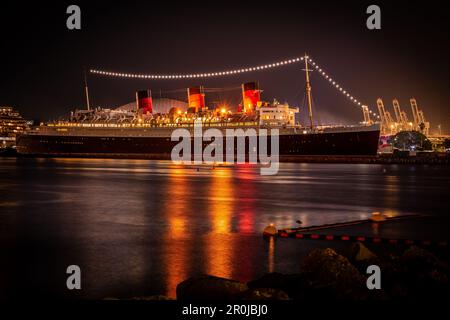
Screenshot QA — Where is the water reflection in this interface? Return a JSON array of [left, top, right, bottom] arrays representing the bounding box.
[[236, 167, 257, 234], [268, 237, 275, 273], [1, 159, 449, 299], [162, 166, 190, 297], [382, 175, 400, 217], [205, 168, 234, 279]]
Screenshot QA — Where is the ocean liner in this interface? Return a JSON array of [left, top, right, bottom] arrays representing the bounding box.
[[16, 59, 380, 159]]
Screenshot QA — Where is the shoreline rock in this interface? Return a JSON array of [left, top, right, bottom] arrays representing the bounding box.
[[176, 274, 247, 301], [110, 245, 450, 301]]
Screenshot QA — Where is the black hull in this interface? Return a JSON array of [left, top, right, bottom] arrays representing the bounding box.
[[16, 129, 380, 159]]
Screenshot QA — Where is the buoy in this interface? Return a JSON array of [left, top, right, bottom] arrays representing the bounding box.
[[263, 223, 278, 237], [370, 211, 386, 222]]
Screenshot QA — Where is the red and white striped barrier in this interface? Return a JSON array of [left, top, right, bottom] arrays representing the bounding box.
[[276, 231, 448, 247]]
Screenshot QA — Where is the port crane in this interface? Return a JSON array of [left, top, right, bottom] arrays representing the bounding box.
[[410, 98, 430, 135], [392, 99, 403, 130], [362, 105, 373, 125], [377, 98, 396, 135], [376, 97, 430, 136], [392, 99, 411, 131]]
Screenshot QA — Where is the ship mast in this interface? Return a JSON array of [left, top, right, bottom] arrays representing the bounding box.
[[84, 69, 91, 111], [304, 53, 314, 129]]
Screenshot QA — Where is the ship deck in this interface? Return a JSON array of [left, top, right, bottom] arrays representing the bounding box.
[[27, 123, 380, 138]]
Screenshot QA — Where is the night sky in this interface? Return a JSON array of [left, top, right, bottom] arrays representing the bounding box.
[[1, 1, 449, 132]]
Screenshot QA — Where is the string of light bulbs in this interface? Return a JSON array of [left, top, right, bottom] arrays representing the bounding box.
[[306, 57, 380, 119], [90, 55, 379, 119], [90, 56, 305, 80]]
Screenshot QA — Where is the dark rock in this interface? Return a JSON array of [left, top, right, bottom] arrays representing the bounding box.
[[129, 295, 174, 300], [382, 246, 450, 299], [372, 254, 404, 293], [401, 246, 439, 272], [247, 272, 308, 300], [176, 275, 247, 301], [389, 282, 409, 299], [299, 248, 366, 300], [241, 288, 290, 300], [365, 288, 390, 301], [349, 242, 377, 262], [104, 295, 174, 300], [247, 272, 287, 290]]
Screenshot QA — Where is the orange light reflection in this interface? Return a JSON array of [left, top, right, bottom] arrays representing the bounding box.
[[205, 168, 234, 278], [163, 166, 190, 298]]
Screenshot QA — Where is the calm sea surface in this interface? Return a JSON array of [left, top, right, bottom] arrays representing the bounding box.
[[1, 158, 449, 299]]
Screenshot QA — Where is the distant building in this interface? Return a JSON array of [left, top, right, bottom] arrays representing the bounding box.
[[0, 106, 29, 149]]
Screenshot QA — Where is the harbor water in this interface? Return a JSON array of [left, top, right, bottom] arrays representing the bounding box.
[[0, 158, 449, 299]]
